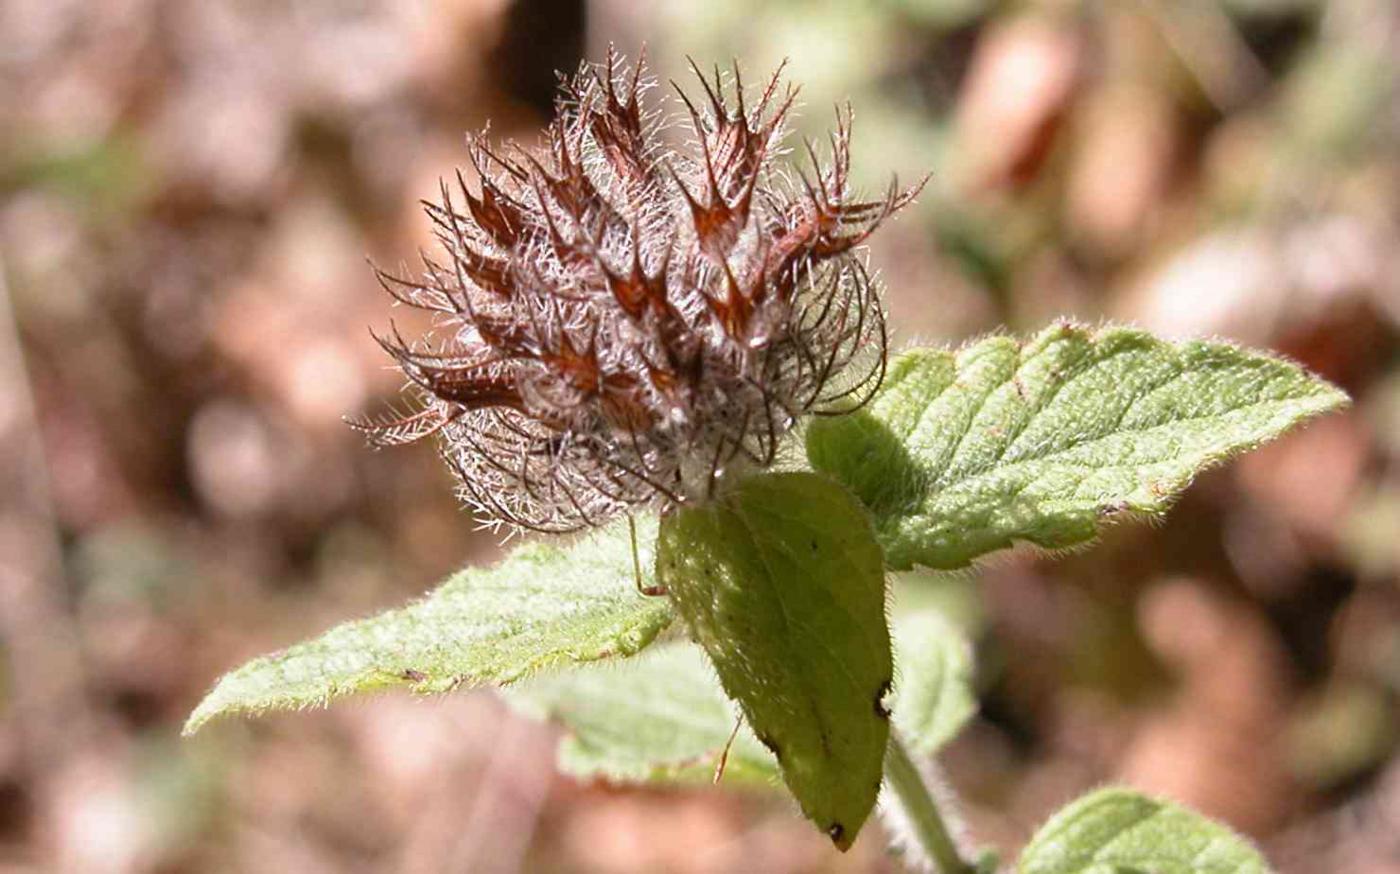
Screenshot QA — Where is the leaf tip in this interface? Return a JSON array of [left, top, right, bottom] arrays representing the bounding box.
[[182, 686, 230, 737], [1317, 379, 1352, 411]]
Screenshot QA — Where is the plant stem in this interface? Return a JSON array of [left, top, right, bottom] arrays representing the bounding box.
[[883, 732, 976, 874]]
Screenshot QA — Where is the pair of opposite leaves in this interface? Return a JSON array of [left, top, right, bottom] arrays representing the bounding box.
[[186, 325, 1349, 854]]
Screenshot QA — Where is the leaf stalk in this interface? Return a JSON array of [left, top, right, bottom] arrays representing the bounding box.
[[882, 732, 975, 874]]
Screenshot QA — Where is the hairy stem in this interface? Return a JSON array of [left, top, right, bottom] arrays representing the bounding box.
[[882, 732, 975, 874]]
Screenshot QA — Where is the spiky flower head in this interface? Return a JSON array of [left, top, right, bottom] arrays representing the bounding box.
[[359, 50, 922, 532]]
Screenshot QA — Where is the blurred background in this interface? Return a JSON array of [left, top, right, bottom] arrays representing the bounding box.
[[1, 0, 1397, 871]]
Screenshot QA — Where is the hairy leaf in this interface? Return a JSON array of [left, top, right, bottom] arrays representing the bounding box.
[[1018, 787, 1271, 873], [184, 519, 673, 735], [808, 324, 1348, 569], [509, 610, 976, 787], [657, 472, 892, 850]]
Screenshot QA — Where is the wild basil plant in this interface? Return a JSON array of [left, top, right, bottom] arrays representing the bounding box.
[[184, 52, 1346, 872]]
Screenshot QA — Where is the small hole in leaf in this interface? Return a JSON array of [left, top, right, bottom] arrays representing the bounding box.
[[874, 678, 893, 719]]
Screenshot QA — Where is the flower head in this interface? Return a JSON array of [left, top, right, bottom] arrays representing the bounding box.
[[358, 50, 922, 532]]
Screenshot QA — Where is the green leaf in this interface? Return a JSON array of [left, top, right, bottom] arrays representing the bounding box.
[[507, 609, 978, 788], [807, 324, 1348, 570], [657, 471, 892, 850], [891, 610, 977, 756], [508, 642, 780, 784], [184, 519, 674, 735], [1018, 787, 1272, 874]]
